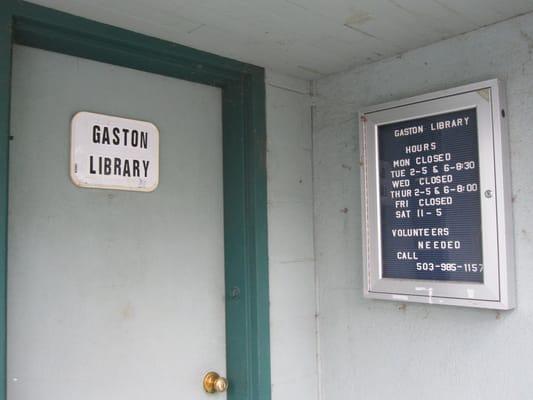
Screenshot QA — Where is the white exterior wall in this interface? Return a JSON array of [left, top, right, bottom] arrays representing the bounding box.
[[313, 12, 533, 400], [266, 71, 318, 400]]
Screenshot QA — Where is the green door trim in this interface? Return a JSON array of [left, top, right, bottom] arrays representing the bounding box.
[[0, 1, 271, 400]]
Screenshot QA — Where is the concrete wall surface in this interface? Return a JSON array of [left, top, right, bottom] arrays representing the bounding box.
[[313, 12, 533, 400], [266, 71, 318, 400]]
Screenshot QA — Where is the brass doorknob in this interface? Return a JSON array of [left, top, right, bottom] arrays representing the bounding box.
[[203, 371, 228, 393]]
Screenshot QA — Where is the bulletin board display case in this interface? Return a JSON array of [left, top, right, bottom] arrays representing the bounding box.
[[359, 79, 515, 309]]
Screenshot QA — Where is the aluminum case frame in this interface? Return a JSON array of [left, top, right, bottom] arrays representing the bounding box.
[[359, 79, 516, 310]]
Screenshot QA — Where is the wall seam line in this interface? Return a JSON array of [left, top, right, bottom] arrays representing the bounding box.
[[310, 78, 323, 400]]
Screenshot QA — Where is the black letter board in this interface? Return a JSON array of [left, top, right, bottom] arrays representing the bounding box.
[[378, 108, 482, 282]]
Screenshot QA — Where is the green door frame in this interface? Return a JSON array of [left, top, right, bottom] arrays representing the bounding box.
[[0, 1, 271, 400]]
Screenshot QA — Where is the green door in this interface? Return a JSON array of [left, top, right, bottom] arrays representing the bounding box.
[[9, 44, 227, 399], [0, 4, 271, 400]]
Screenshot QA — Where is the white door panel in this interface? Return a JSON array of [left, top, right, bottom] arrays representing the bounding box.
[[8, 45, 225, 399]]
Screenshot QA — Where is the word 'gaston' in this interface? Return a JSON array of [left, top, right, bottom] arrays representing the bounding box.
[[92, 124, 149, 148]]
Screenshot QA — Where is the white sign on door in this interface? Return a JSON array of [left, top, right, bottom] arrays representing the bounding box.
[[70, 111, 159, 192]]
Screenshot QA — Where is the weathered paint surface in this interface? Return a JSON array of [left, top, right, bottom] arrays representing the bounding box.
[[24, 0, 533, 79], [265, 71, 318, 400], [3, 3, 271, 400], [314, 12, 533, 400], [8, 45, 226, 399]]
